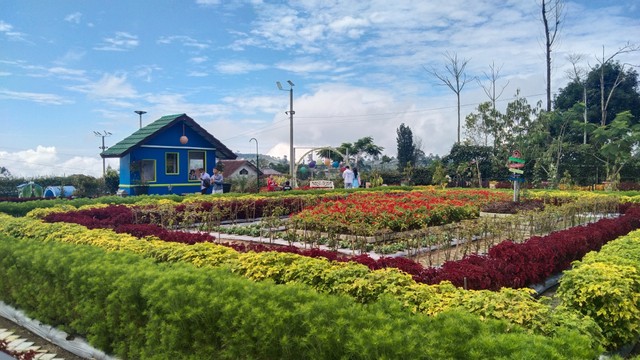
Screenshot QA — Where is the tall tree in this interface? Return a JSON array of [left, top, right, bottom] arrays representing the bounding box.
[[555, 60, 640, 128], [477, 61, 509, 115], [352, 136, 384, 165], [396, 123, 415, 171], [565, 53, 589, 144], [541, 0, 564, 112], [316, 137, 384, 167], [595, 43, 640, 126], [592, 111, 640, 187], [426, 51, 471, 143]]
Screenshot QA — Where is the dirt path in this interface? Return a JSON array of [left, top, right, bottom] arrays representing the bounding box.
[[0, 316, 86, 360]]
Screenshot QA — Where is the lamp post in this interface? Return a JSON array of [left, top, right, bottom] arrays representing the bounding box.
[[134, 110, 147, 129], [250, 137, 259, 192], [94, 130, 112, 176], [276, 80, 295, 182]]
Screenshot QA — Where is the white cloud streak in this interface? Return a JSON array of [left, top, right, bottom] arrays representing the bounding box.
[[94, 32, 139, 51]]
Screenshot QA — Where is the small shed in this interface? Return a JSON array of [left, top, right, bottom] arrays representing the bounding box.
[[43, 186, 76, 198], [219, 159, 262, 180], [100, 113, 237, 195], [17, 182, 43, 198]]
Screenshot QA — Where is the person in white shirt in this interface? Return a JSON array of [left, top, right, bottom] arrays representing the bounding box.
[[198, 168, 211, 194], [342, 166, 354, 189], [211, 168, 224, 194]]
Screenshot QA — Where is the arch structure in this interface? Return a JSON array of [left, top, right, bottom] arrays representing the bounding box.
[[292, 147, 350, 187]]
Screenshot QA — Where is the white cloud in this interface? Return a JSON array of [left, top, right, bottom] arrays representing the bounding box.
[[215, 60, 268, 74], [134, 64, 162, 82], [275, 59, 334, 74], [195, 0, 221, 5], [0, 20, 27, 41], [190, 56, 208, 64], [71, 73, 138, 100], [156, 35, 210, 50], [0, 89, 72, 105], [0, 146, 111, 178], [64, 12, 82, 24], [94, 32, 139, 51]]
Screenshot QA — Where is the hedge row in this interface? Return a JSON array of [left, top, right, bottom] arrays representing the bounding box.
[[0, 234, 599, 359], [558, 229, 640, 349], [0, 213, 603, 348], [421, 206, 640, 289]]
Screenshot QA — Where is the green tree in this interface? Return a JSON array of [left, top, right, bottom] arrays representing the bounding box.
[[396, 123, 415, 171], [555, 61, 640, 127], [353, 136, 384, 163], [0, 166, 11, 178], [431, 161, 448, 188], [442, 142, 492, 187], [104, 166, 120, 195], [380, 155, 392, 170], [592, 111, 640, 188]]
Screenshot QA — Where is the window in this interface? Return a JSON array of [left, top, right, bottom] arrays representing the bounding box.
[[239, 168, 249, 175], [188, 151, 205, 181], [140, 160, 156, 183], [166, 153, 178, 175]]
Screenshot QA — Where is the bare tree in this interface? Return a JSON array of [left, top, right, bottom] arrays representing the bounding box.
[[477, 61, 509, 112], [476, 61, 509, 145], [595, 42, 640, 126], [541, 0, 564, 112], [425, 51, 471, 143], [565, 53, 588, 143]]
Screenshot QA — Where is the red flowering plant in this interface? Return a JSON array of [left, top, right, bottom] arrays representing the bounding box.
[[291, 189, 510, 235]]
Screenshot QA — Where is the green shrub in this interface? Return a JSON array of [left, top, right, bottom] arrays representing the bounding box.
[[557, 231, 640, 349], [0, 234, 600, 359]]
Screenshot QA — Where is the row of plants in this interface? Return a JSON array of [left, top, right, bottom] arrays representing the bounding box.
[[289, 189, 511, 235], [419, 205, 640, 290], [557, 228, 640, 349], [0, 340, 37, 360], [0, 214, 605, 349], [0, 234, 599, 359], [35, 198, 634, 293]]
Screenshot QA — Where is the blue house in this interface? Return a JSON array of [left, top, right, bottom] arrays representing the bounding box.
[[101, 113, 237, 195]]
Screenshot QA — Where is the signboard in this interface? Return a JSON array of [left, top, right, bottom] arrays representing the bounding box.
[[507, 150, 524, 202]]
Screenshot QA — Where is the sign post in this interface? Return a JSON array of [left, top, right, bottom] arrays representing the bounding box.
[[507, 150, 525, 202]]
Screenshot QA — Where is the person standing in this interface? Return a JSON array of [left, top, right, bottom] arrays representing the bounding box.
[[352, 168, 361, 188], [267, 174, 276, 191], [342, 166, 354, 189], [198, 168, 210, 194], [211, 167, 224, 194]]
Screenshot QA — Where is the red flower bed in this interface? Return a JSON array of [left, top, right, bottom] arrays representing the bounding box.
[[420, 206, 640, 290], [42, 202, 640, 292], [291, 190, 510, 234]]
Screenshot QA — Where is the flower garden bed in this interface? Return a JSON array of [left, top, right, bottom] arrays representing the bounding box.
[[1, 189, 640, 357]]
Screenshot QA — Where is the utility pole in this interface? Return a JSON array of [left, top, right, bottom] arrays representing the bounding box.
[[94, 130, 112, 176], [134, 110, 147, 129], [277, 80, 295, 182], [250, 137, 259, 192]]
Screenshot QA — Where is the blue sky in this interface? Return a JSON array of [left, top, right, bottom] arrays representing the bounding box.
[[1, 0, 639, 178]]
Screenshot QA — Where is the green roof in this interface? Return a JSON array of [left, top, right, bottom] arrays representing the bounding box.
[[101, 113, 236, 159]]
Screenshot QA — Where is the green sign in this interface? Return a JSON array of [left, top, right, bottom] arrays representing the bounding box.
[[508, 157, 525, 163], [508, 168, 524, 174]]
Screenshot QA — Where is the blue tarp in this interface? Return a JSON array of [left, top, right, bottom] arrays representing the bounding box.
[[43, 186, 76, 198]]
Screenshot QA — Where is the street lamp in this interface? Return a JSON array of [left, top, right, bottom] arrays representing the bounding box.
[[134, 110, 147, 129], [94, 130, 112, 176], [276, 80, 295, 181], [250, 137, 259, 192]]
